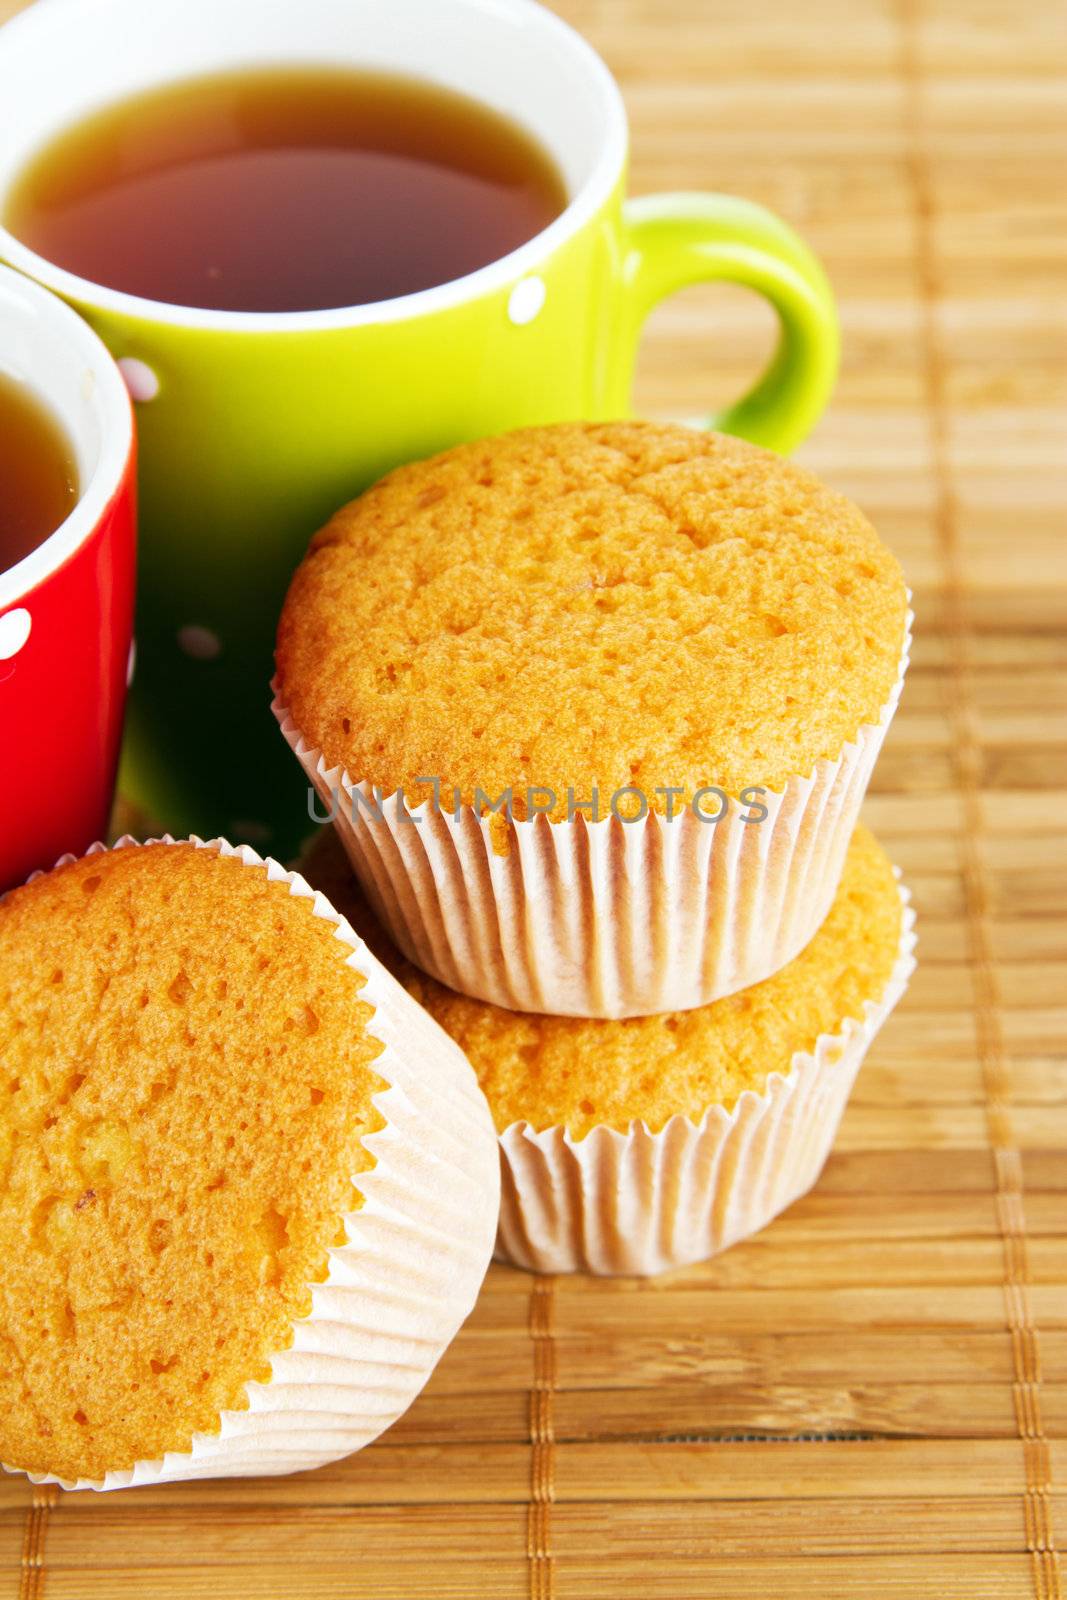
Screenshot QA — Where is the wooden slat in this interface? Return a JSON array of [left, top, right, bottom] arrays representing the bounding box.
[[552, 1498, 1067, 1556], [0, 1520, 23, 1579], [6, 1437, 1063, 1512], [817, 1147, 1066, 1193], [551, 1556, 1037, 1599], [547, 1383, 1065, 1443], [422, 1326, 1064, 1394], [361, 1379, 1067, 1447], [39, 1507, 527, 1565], [14, 1495, 1062, 1562], [41, 1565, 528, 1600], [466, 1284, 1067, 1332]]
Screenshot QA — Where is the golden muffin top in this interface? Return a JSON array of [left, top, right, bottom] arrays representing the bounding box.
[[300, 824, 905, 1139], [276, 422, 908, 820], [0, 842, 385, 1484]]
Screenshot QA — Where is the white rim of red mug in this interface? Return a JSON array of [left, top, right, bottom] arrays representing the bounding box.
[[0, 263, 133, 615], [0, 0, 628, 333]]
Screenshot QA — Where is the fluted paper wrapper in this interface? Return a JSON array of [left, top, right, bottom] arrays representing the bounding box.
[[272, 613, 910, 1019], [4, 835, 500, 1492], [497, 884, 916, 1276]]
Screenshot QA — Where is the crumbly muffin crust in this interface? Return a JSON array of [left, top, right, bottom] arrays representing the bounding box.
[[0, 843, 386, 1482], [277, 422, 908, 819], [300, 824, 904, 1139]]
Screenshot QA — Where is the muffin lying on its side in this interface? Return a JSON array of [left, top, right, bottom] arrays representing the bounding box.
[[275, 420, 910, 1018], [302, 824, 915, 1276], [0, 837, 498, 1490]]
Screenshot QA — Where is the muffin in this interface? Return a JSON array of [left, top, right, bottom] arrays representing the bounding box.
[[301, 824, 916, 1276], [274, 421, 910, 1018], [0, 836, 498, 1489]]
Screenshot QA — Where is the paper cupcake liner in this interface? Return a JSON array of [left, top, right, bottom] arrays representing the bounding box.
[[272, 611, 911, 1019], [3, 835, 499, 1491], [496, 880, 916, 1276]]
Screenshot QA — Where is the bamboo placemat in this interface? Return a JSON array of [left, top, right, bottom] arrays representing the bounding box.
[[3, 0, 1066, 1594]]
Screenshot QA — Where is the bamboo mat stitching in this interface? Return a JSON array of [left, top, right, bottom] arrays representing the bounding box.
[[528, 1275, 558, 1600], [18, 1485, 57, 1600], [896, 1, 1063, 1595]]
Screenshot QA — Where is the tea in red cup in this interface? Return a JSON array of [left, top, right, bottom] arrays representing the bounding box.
[[0, 264, 135, 889]]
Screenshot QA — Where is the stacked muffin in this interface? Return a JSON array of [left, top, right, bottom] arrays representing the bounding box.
[[276, 420, 915, 1274]]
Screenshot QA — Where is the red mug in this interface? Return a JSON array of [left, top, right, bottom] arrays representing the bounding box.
[[0, 264, 135, 890]]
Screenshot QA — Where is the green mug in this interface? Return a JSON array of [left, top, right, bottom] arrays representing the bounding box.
[[0, 0, 838, 852]]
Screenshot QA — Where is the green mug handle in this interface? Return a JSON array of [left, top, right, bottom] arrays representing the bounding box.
[[622, 192, 839, 454]]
